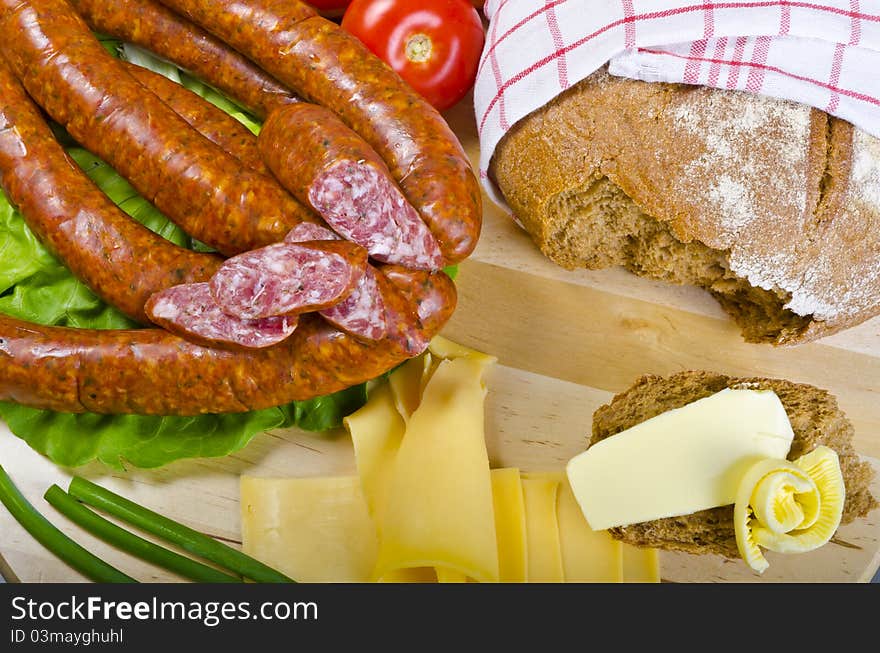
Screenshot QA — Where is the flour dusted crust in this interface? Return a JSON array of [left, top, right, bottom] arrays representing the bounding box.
[[490, 69, 880, 344]]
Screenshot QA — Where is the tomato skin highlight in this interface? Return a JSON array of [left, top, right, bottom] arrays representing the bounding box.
[[342, 0, 486, 110]]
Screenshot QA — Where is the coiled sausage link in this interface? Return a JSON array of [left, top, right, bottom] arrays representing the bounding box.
[[155, 0, 482, 265], [0, 58, 221, 325], [69, 0, 297, 119], [0, 277, 454, 414], [0, 0, 315, 257], [126, 63, 270, 176], [259, 103, 444, 271]]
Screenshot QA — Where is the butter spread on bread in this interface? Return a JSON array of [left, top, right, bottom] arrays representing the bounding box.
[[587, 371, 877, 558], [566, 388, 795, 530]]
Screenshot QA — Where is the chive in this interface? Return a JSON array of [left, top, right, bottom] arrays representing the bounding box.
[[68, 476, 294, 583], [44, 486, 241, 584], [0, 465, 135, 583]]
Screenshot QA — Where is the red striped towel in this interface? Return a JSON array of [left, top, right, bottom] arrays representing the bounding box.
[[474, 0, 880, 205]]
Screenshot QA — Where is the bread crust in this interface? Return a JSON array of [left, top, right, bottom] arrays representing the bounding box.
[[490, 70, 880, 345], [589, 370, 878, 558]]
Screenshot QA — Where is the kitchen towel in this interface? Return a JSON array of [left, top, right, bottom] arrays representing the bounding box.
[[474, 0, 880, 205]]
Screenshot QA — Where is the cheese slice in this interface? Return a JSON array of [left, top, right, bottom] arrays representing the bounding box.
[[622, 545, 660, 583], [556, 477, 623, 582], [388, 354, 433, 421], [380, 568, 438, 583], [436, 568, 469, 583], [491, 468, 528, 582], [240, 476, 378, 583], [373, 357, 499, 582], [566, 389, 795, 530], [344, 382, 404, 529], [428, 336, 498, 368], [521, 474, 563, 583]]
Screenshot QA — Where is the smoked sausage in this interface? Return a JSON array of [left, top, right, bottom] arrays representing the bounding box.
[[284, 223, 387, 342], [259, 103, 443, 271], [126, 63, 270, 176], [155, 0, 482, 265], [0, 58, 221, 325], [0, 267, 456, 415], [0, 0, 316, 257], [382, 266, 459, 336], [69, 0, 297, 119]]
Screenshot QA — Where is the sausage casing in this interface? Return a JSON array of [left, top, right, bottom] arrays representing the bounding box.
[[0, 0, 315, 257], [0, 58, 221, 325], [126, 63, 270, 176], [69, 0, 297, 118], [0, 268, 456, 415], [155, 0, 482, 265]]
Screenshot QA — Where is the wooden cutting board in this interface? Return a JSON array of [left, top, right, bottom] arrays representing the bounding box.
[[1, 98, 879, 584]]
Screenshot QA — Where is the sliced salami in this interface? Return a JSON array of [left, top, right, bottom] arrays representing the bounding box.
[[210, 240, 367, 320], [284, 222, 340, 243], [319, 265, 387, 341], [283, 221, 387, 341], [309, 159, 444, 270], [145, 282, 298, 349], [259, 103, 444, 271]]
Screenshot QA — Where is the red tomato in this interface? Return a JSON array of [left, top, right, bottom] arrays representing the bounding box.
[[342, 0, 486, 111], [306, 0, 352, 11]]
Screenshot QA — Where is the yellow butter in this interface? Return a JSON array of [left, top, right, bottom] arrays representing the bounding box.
[[491, 468, 528, 583], [566, 389, 795, 530], [734, 446, 845, 573], [521, 474, 564, 583], [240, 476, 378, 583]]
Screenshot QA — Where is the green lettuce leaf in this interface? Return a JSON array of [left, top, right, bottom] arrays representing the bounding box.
[[0, 46, 367, 470]]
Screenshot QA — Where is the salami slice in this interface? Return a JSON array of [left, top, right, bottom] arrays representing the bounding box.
[[283, 221, 387, 341], [210, 241, 366, 320], [146, 283, 298, 349], [284, 222, 340, 243], [319, 265, 387, 341]]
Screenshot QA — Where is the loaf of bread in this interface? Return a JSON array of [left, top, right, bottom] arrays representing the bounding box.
[[490, 69, 880, 345], [590, 370, 877, 558]]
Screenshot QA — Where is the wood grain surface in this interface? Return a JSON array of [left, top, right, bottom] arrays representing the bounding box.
[[1, 97, 878, 583]]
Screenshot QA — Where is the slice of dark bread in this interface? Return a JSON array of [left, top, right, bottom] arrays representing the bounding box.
[[590, 371, 877, 558]]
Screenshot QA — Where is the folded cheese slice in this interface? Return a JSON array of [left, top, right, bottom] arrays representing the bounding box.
[[345, 382, 405, 530], [622, 545, 660, 583], [373, 357, 500, 582]]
